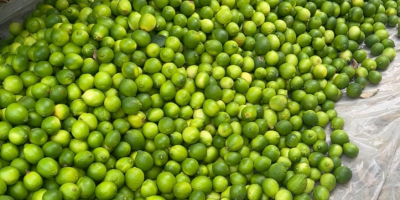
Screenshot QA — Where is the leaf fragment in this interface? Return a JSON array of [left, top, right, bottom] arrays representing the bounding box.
[[351, 59, 358, 69], [360, 89, 379, 99]]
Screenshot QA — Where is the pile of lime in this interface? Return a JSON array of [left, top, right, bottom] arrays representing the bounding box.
[[0, 0, 397, 199]]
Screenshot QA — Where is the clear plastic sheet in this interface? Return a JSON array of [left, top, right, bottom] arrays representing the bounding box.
[[1, 3, 400, 200], [0, 0, 42, 39], [331, 27, 400, 200]]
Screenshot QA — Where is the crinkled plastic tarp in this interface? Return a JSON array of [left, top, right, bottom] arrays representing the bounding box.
[[331, 27, 400, 200], [1, 2, 400, 200], [0, 0, 42, 39]]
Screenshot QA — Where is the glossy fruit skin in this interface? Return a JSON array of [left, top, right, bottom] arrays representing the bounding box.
[[3, 0, 397, 199]]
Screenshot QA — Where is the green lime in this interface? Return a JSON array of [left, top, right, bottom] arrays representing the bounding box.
[[23, 143, 44, 164], [134, 150, 154, 172], [375, 55, 390, 70], [320, 173, 337, 192], [59, 149, 75, 167], [269, 95, 287, 112], [287, 174, 307, 195], [164, 159, 181, 175], [125, 167, 144, 191], [254, 156, 272, 173], [141, 179, 158, 198], [334, 166, 352, 184], [8, 127, 28, 145], [262, 178, 279, 198], [37, 157, 59, 178], [302, 110, 318, 127], [87, 162, 106, 182], [7, 181, 28, 199], [343, 142, 359, 158], [313, 185, 330, 200], [9, 22, 23, 36], [42, 189, 62, 200], [55, 167, 79, 185], [154, 171, 176, 195], [23, 171, 43, 191], [0, 166, 20, 186], [331, 130, 349, 145], [301, 129, 318, 146], [0, 143, 19, 162], [3, 75, 24, 94], [76, 176, 96, 199], [59, 183, 81, 200], [191, 176, 212, 194], [172, 181, 191, 199], [368, 71, 382, 85], [267, 163, 287, 182], [318, 157, 334, 173], [328, 144, 343, 157]]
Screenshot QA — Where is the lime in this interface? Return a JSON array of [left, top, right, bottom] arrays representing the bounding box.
[[3, 75, 23, 95], [42, 189, 62, 200], [262, 178, 279, 198], [301, 129, 317, 146], [320, 173, 337, 192], [55, 167, 79, 185], [0, 166, 20, 185], [277, 2, 293, 17], [155, 171, 176, 194], [375, 55, 390, 70], [7, 181, 28, 199], [182, 126, 200, 144], [287, 174, 307, 195], [215, 6, 232, 25], [50, 28, 69, 47], [167, 181, 190, 199], [23, 171, 43, 191], [268, 163, 287, 182], [302, 110, 318, 127], [71, 30, 89, 47], [123, 167, 144, 192], [59, 149, 75, 167], [23, 143, 44, 164], [254, 156, 272, 173], [328, 144, 343, 158], [331, 130, 350, 145], [368, 71, 382, 85], [275, 120, 293, 136], [134, 150, 154, 172], [141, 179, 158, 198], [381, 47, 396, 62], [343, 142, 359, 158], [76, 176, 96, 199], [0, 142, 19, 162], [139, 13, 156, 32], [191, 176, 212, 194], [5, 103, 28, 125], [212, 159, 230, 176], [40, 116, 60, 135], [230, 184, 247, 200], [318, 157, 334, 173], [8, 127, 28, 145], [59, 183, 81, 200], [27, 128, 47, 146], [313, 185, 330, 200], [82, 160, 104, 180], [9, 22, 23, 36], [12, 54, 30, 74], [288, 148, 302, 163], [269, 95, 287, 112]]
